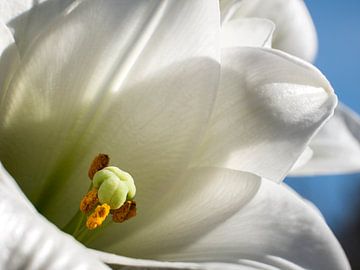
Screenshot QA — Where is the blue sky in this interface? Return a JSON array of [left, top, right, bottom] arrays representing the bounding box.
[[286, 0, 360, 233]]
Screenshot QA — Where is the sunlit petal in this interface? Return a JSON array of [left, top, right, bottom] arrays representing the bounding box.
[[92, 167, 260, 259], [291, 147, 313, 172], [291, 103, 360, 176], [6, 0, 75, 56], [98, 250, 296, 270], [0, 164, 110, 270], [156, 180, 350, 270], [220, 0, 317, 62], [221, 18, 274, 48], [193, 47, 336, 182], [0, 0, 32, 25], [0, 22, 20, 98], [0, 0, 220, 227]]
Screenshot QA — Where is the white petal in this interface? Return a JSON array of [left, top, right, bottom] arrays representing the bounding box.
[[193, 47, 336, 182], [291, 103, 360, 176], [97, 249, 285, 270], [1, 0, 74, 56], [1, 163, 213, 270], [291, 147, 313, 171], [221, 18, 274, 48], [156, 180, 350, 270], [93, 250, 202, 270], [221, 0, 317, 62], [0, 0, 220, 226], [96, 250, 285, 270], [0, 1, 33, 25], [0, 164, 111, 270], [200, 262, 284, 270], [0, 22, 20, 96], [91, 167, 261, 259]]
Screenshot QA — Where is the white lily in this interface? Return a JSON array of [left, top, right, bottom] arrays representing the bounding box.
[[0, 0, 351, 269], [220, 0, 360, 176]]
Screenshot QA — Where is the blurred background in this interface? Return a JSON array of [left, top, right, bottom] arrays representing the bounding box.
[[286, 0, 360, 268]]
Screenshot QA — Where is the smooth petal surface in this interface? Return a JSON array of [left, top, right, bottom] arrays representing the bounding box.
[[97, 250, 289, 270], [0, 1, 32, 25], [6, 0, 75, 56], [220, 0, 318, 62], [98, 249, 292, 270], [94, 250, 202, 270], [193, 47, 337, 182], [292, 103, 360, 176], [0, 162, 262, 270], [155, 180, 350, 270], [0, 0, 74, 57], [0, 22, 20, 97], [0, 163, 110, 270], [92, 167, 261, 260], [221, 18, 274, 48], [291, 147, 313, 171], [0, 0, 220, 227]]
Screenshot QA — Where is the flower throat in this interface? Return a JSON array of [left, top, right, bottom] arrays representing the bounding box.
[[63, 154, 136, 244]]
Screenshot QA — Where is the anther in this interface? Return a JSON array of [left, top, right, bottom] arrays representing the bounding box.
[[80, 154, 137, 231], [111, 201, 137, 223], [88, 153, 110, 180], [86, 203, 110, 230], [80, 188, 99, 214]]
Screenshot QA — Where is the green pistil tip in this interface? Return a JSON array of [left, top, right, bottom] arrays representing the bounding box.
[[93, 166, 136, 209]]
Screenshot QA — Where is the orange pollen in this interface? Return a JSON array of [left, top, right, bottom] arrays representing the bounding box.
[[86, 203, 111, 230], [80, 188, 99, 214]]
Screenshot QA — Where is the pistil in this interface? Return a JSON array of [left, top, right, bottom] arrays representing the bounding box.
[[63, 154, 137, 243]]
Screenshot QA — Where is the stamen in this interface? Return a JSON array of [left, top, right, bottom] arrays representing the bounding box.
[[77, 154, 137, 233], [111, 200, 137, 223], [126, 201, 137, 219], [80, 188, 99, 214], [88, 153, 110, 180], [86, 203, 110, 230]]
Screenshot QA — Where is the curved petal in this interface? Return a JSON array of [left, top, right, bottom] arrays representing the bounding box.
[[221, 0, 318, 62], [221, 18, 274, 48], [98, 249, 290, 270], [97, 250, 289, 270], [91, 167, 261, 259], [94, 250, 202, 270], [0, 1, 33, 25], [0, 163, 110, 270], [156, 180, 350, 270], [291, 103, 360, 176], [0, 22, 20, 96], [0, 0, 221, 227], [192, 47, 337, 182], [1, 162, 221, 270], [291, 147, 313, 171], [1, 0, 74, 57]]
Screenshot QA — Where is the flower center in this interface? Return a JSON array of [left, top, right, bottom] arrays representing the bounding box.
[[63, 154, 137, 243]]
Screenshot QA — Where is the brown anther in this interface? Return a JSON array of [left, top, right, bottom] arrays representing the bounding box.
[[126, 201, 137, 219], [111, 201, 137, 223], [80, 188, 99, 214], [88, 153, 110, 179]]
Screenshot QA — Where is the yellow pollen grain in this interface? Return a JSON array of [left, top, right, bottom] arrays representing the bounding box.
[[80, 188, 99, 214], [86, 203, 110, 230]]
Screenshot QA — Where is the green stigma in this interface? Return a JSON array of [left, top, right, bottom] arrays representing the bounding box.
[[92, 166, 136, 209]]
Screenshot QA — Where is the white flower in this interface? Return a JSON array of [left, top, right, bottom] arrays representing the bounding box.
[[0, 0, 352, 269]]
